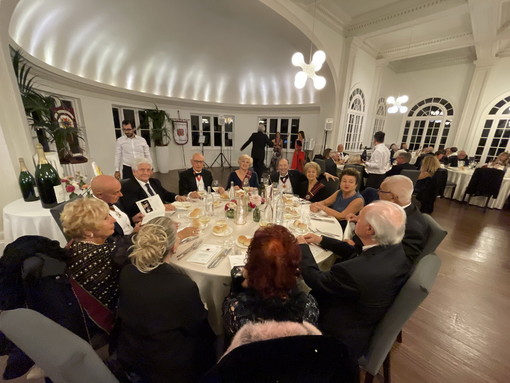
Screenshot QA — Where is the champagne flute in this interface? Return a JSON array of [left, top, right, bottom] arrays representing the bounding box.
[[212, 180, 219, 192]]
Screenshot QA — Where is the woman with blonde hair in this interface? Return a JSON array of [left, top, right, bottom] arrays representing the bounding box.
[[415, 155, 443, 213], [61, 197, 129, 336], [486, 151, 509, 170], [226, 154, 260, 189], [116, 216, 215, 383], [298, 161, 330, 202]]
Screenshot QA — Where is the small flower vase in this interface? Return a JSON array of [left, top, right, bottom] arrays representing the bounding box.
[[253, 206, 261, 222], [226, 209, 235, 219]]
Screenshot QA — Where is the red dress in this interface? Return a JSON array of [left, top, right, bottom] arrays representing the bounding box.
[[291, 140, 305, 172]]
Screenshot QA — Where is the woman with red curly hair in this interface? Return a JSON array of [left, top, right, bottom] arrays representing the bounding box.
[[222, 225, 319, 339]]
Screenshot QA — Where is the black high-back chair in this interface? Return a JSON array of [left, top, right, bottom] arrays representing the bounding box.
[[462, 168, 505, 212]]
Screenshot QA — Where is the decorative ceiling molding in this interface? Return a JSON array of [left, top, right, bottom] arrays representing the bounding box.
[[346, 0, 468, 37], [378, 32, 473, 60], [389, 51, 475, 72]]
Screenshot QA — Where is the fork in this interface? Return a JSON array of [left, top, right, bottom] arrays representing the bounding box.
[[176, 240, 202, 260]]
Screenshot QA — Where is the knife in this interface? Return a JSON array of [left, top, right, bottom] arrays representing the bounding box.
[[208, 248, 232, 269], [176, 239, 202, 260], [311, 217, 336, 223], [180, 235, 198, 245]]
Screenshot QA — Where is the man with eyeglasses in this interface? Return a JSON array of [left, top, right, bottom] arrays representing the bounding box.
[[114, 120, 152, 180], [179, 153, 217, 198]]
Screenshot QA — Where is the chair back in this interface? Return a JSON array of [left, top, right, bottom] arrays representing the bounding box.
[[49, 198, 80, 242], [0, 308, 119, 383], [400, 169, 420, 186], [421, 214, 447, 257], [465, 168, 505, 198], [204, 335, 359, 383], [321, 177, 340, 199], [315, 158, 326, 173], [360, 253, 441, 375]]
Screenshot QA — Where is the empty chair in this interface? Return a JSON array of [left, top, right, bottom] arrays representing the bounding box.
[[421, 214, 447, 257], [360, 253, 441, 383], [0, 308, 119, 383], [400, 169, 420, 186], [203, 334, 359, 383], [462, 167, 505, 212]]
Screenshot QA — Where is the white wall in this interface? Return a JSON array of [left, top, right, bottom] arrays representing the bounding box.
[[380, 62, 474, 147]]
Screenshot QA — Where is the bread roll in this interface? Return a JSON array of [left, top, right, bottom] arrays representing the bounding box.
[[189, 208, 201, 218], [238, 235, 251, 247], [213, 224, 227, 234]]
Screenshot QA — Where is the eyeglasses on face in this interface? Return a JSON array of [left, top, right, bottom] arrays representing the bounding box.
[[377, 189, 392, 194]]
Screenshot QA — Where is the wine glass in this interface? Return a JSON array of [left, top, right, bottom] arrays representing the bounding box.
[[212, 180, 219, 192]]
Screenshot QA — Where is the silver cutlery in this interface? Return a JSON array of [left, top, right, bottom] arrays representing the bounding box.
[[310, 227, 341, 238], [176, 239, 202, 260], [311, 217, 336, 223], [180, 235, 198, 245], [208, 248, 232, 269]]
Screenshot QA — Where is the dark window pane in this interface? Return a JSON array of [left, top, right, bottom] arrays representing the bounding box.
[[123, 109, 135, 123], [214, 117, 221, 132], [203, 132, 211, 146], [281, 119, 289, 134], [202, 117, 211, 132], [270, 119, 277, 134], [225, 132, 233, 147], [291, 119, 300, 133], [191, 115, 199, 131], [192, 131, 200, 146], [140, 130, 151, 147], [214, 132, 222, 146], [112, 108, 120, 130]]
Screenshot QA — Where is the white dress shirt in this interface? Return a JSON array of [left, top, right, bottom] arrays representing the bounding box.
[[110, 204, 134, 235], [278, 173, 294, 194], [365, 143, 391, 174], [193, 169, 205, 192], [115, 135, 152, 171]]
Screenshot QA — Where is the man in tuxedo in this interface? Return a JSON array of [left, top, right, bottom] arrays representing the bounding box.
[[91, 175, 141, 236], [297, 201, 412, 358], [385, 151, 416, 177], [269, 158, 303, 194], [118, 158, 187, 221], [179, 153, 214, 197], [335, 144, 349, 165], [240, 123, 273, 180]]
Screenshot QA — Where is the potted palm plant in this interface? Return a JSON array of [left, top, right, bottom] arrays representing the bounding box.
[[142, 106, 172, 172], [12, 49, 82, 163]]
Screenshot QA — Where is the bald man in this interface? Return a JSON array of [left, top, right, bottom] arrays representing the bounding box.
[[91, 175, 141, 236], [297, 201, 412, 358], [179, 153, 214, 197]]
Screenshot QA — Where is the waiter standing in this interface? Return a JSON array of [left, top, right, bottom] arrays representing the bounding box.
[[114, 120, 152, 180], [240, 123, 273, 180]]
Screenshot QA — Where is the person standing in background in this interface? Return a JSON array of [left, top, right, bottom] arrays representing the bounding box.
[[114, 120, 152, 180], [240, 123, 273, 180], [363, 131, 391, 189], [270, 132, 283, 172], [291, 131, 306, 172]]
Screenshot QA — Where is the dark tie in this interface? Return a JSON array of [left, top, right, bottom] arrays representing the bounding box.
[[145, 183, 155, 196], [195, 173, 202, 181], [280, 175, 289, 183]]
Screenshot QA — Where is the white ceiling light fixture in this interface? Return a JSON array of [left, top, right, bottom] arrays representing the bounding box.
[[387, 28, 414, 114], [291, 0, 326, 90]]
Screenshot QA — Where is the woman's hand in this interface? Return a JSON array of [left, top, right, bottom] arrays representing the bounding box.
[[303, 233, 322, 244], [175, 195, 188, 202], [310, 203, 320, 213], [178, 226, 199, 239]]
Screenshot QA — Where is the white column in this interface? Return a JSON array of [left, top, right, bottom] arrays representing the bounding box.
[[0, 0, 37, 237], [452, 60, 494, 152], [362, 59, 387, 146]]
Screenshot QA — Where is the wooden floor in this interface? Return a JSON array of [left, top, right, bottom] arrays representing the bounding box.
[[2, 167, 510, 383]]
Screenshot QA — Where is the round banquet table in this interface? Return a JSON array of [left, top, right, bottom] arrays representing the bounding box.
[[169, 196, 341, 335], [2, 198, 67, 247], [445, 167, 510, 209]]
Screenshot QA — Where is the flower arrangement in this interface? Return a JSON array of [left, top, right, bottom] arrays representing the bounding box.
[[224, 200, 237, 219], [248, 194, 264, 210], [61, 172, 91, 200]]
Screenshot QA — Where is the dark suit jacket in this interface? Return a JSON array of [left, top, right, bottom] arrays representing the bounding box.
[[269, 169, 304, 194], [240, 132, 273, 160], [385, 162, 416, 177], [178, 168, 213, 195], [300, 243, 412, 358], [117, 263, 215, 382], [118, 177, 177, 220], [319, 203, 427, 263], [325, 158, 337, 176]]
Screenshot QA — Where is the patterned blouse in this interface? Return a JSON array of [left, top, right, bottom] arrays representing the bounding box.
[[222, 287, 319, 338]]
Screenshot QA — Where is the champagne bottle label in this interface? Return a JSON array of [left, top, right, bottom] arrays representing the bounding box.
[[54, 184, 66, 204]]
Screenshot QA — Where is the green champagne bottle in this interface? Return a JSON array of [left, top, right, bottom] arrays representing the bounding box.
[[34, 144, 65, 208], [18, 157, 39, 202]]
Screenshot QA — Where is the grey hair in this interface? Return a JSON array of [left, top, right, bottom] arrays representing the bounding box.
[[132, 157, 153, 171], [397, 151, 412, 163], [129, 216, 177, 273], [364, 200, 406, 246], [382, 175, 413, 205]]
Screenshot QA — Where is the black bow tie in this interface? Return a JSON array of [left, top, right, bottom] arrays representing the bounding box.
[[195, 173, 202, 177], [280, 175, 289, 182]]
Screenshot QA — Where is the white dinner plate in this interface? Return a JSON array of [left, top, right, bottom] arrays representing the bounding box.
[[212, 226, 233, 237], [236, 236, 252, 249]]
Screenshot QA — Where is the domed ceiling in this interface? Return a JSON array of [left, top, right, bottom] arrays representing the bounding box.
[[9, 0, 332, 106]]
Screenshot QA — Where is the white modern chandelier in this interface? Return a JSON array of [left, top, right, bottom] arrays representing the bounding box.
[[386, 95, 409, 114], [291, 0, 326, 90]]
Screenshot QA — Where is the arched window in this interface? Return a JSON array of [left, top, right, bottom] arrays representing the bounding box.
[[344, 88, 365, 151], [475, 95, 510, 163], [401, 97, 453, 151], [373, 97, 386, 136]]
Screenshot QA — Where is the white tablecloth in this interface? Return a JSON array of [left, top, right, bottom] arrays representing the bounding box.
[[445, 168, 510, 209], [2, 199, 67, 247], [170, 198, 340, 334]]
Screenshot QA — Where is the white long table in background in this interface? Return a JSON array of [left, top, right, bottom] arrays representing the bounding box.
[[170, 196, 341, 334], [2, 198, 67, 247], [445, 168, 510, 209]]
